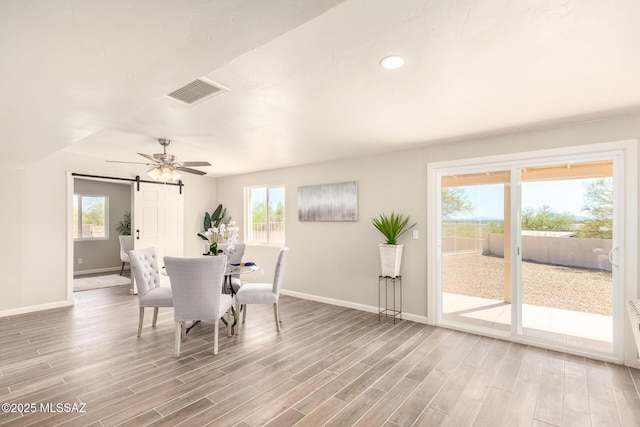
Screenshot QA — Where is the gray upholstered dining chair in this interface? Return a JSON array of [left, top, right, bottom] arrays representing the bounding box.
[[128, 247, 173, 337], [164, 255, 233, 357], [218, 243, 246, 294], [234, 247, 289, 337]]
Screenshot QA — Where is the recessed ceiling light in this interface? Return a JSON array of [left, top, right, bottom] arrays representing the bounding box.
[[380, 55, 405, 70]]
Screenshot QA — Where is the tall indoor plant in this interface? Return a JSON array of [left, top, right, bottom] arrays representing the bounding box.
[[116, 211, 131, 235], [372, 212, 416, 277]]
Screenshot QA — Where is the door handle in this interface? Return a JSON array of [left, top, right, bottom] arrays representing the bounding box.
[[608, 246, 619, 267], [136, 229, 140, 240]]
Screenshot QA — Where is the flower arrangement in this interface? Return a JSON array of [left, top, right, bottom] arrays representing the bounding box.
[[202, 221, 239, 255], [197, 204, 240, 255]]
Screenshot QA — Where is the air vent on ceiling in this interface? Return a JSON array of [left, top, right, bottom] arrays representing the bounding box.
[[167, 78, 228, 105]]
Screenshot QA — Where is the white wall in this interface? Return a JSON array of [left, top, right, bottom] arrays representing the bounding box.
[[216, 114, 640, 321], [0, 164, 67, 313], [0, 150, 217, 315]]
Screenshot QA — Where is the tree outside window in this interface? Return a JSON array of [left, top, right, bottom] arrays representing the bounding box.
[[442, 177, 614, 239], [521, 205, 576, 231], [246, 186, 285, 243], [73, 195, 108, 239], [577, 177, 613, 238]]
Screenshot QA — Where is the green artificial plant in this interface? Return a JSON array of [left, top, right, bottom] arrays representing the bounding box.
[[115, 211, 131, 236], [371, 212, 417, 245]]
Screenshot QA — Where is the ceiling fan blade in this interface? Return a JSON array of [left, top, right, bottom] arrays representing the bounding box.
[[179, 161, 212, 167], [106, 160, 154, 165], [138, 153, 160, 163], [176, 166, 207, 176]]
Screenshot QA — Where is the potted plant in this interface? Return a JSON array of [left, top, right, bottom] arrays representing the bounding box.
[[116, 211, 131, 235], [372, 212, 416, 278]]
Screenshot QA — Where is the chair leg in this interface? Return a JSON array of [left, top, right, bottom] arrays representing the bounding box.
[[235, 304, 241, 337], [242, 304, 247, 323], [181, 322, 186, 339], [120, 262, 125, 275], [137, 307, 144, 337], [152, 307, 159, 327], [213, 319, 219, 355], [227, 308, 232, 337], [174, 321, 182, 357], [273, 303, 281, 333]]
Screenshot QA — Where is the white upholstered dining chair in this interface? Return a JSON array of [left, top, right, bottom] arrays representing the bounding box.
[[234, 247, 289, 337], [119, 235, 134, 275], [218, 243, 246, 294], [164, 255, 233, 357], [128, 247, 173, 337]]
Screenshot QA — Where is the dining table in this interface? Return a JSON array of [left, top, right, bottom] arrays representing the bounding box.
[[223, 262, 259, 295]]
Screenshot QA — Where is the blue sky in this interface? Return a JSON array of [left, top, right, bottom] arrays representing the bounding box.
[[456, 178, 600, 220], [249, 187, 285, 208]]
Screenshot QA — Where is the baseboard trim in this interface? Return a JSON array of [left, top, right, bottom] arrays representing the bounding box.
[[280, 289, 428, 324], [0, 300, 74, 318], [74, 266, 128, 276]]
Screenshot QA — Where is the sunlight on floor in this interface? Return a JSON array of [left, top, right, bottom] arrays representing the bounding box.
[[443, 292, 613, 353]]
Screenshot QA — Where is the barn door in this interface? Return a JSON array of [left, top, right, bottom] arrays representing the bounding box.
[[132, 182, 183, 291]]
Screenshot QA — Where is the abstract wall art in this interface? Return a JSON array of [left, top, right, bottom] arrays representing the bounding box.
[[297, 181, 358, 222]]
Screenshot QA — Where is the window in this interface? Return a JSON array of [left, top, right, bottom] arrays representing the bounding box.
[[73, 194, 108, 240], [246, 186, 285, 243]]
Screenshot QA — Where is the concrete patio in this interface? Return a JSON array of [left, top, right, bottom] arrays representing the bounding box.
[[442, 251, 614, 352]]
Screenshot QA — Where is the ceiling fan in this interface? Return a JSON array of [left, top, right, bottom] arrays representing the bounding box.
[[108, 138, 211, 182]]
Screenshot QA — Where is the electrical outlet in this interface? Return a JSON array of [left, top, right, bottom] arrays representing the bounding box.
[[412, 230, 419, 239], [78, 258, 83, 264]]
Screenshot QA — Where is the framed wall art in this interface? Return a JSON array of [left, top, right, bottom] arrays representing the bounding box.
[[297, 181, 358, 222]]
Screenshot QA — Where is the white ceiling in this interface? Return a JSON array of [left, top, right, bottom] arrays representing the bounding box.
[[2, 0, 640, 176]]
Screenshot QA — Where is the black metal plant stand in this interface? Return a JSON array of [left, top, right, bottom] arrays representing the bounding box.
[[379, 275, 402, 323]]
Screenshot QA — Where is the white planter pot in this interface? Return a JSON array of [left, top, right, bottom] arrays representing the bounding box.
[[379, 244, 404, 278]]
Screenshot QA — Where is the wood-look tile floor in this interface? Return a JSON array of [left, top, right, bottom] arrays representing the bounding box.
[[1, 285, 639, 426]]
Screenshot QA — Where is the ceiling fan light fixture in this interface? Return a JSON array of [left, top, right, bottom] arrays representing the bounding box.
[[108, 138, 206, 179], [147, 167, 162, 181], [147, 166, 181, 182], [169, 168, 182, 181]]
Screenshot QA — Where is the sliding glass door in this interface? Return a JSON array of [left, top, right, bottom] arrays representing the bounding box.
[[441, 169, 512, 333], [434, 151, 623, 360], [519, 161, 614, 353]]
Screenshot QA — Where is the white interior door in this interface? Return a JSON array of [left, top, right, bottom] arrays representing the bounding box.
[[132, 182, 184, 291]]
